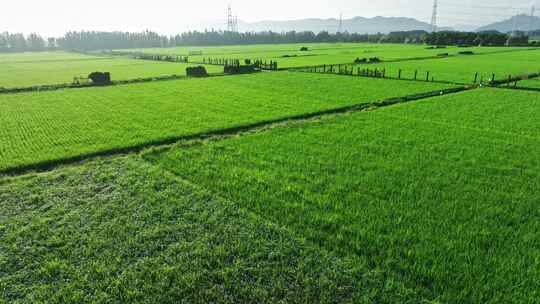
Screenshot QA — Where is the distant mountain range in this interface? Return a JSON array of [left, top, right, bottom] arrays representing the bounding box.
[[220, 14, 540, 35], [476, 15, 540, 33], [238, 16, 452, 34]]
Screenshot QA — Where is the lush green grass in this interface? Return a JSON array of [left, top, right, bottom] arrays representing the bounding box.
[[0, 53, 222, 88], [0, 156, 363, 303], [123, 43, 526, 68], [0, 51, 103, 64], [0, 72, 453, 172], [146, 88, 540, 303], [362, 49, 540, 84], [3, 46, 535, 88]]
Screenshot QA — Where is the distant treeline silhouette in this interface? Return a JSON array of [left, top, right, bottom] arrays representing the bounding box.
[[0, 29, 534, 52], [424, 31, 530, 46]]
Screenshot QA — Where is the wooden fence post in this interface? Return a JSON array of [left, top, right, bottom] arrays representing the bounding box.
[[426, 71, 430, 82], [398, 69, 402, 79]]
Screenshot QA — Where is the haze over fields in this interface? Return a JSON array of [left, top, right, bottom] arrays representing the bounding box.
[[1, 0, 538, 36]]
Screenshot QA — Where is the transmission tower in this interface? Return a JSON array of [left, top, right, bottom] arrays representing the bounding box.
[[430, 0, 438, 32], [530, 4, 536, 33], [338, 13, 343, 33], [227, 5, 238, 32]]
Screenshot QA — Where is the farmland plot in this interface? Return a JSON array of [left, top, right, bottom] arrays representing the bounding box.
[[359, 49, 540, 84], [0, 72, 454, 172], [0, 51, 103, 64], [0, 54, 222, 88], [0, 156, 362, 303], [121, 43, 525, 68], [147, 88, 540, 303]]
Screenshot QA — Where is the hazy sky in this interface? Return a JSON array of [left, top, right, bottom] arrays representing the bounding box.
[[0, 0, 537, 36]]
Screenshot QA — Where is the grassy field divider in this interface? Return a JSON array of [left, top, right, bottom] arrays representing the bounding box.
[[488, 85, 540, 93], [289, 64, 467, 86], [489, 71, 540, 87], [281, 54, 455, 71], [0, 85, 472, 177]]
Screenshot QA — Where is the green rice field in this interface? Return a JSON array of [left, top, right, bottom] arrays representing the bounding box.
[[362, 49, 540, 83], [1, 43, 539, 303], [147, 88, 540, 303], [0, 72, 452, 172], [0, 52, 222, 88], [124, 43, 525, 68], [0, 156, 362, 303]]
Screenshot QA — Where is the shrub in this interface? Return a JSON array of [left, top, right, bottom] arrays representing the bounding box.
[[427, 45, 446, 49], [368, 57, 381, 63], [186, 66, 209, 77], [88, 72, 111, 85], [300, 47, 309, 51], [437, 53, 449, 57], [458, 51, 474, 55], [244, 59, 251, 65], [354, 57, 367, 63], [224, 65, 256, 74]]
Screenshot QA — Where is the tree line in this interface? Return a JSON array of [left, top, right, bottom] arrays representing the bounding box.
[[0, 29, 533, 53], [0, 32, 54, 52], [423, 31, 530, 46]]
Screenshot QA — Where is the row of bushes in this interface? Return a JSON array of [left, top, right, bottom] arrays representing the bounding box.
[[186, 65, 258, 76], [224, 65, 256, 74], [102, 50, 189, 63], [354, 57, 381, 64], [426, 46, 447, 49], [201, 58, 240, 66]]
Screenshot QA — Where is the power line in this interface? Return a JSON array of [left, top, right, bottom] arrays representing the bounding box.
[[338, 13, 343, 33]]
